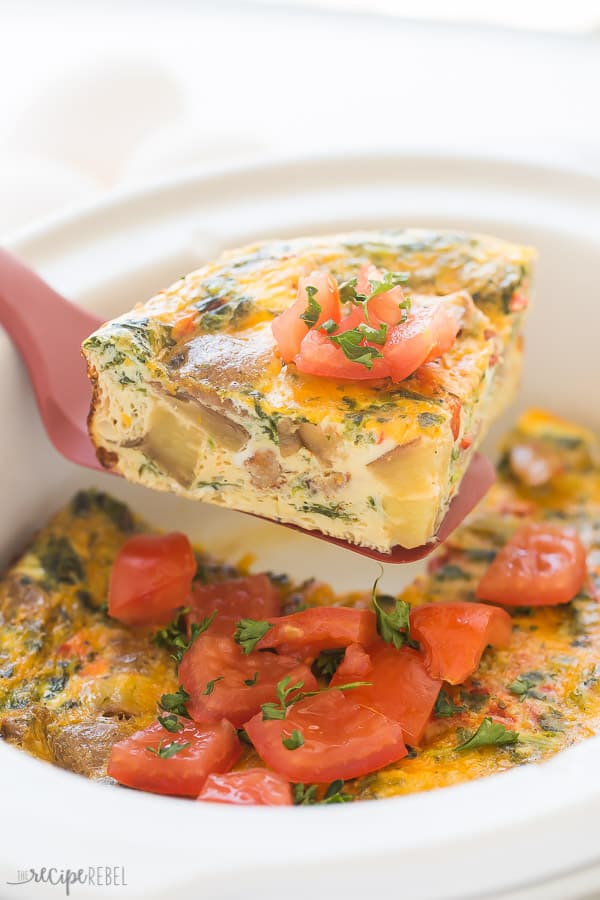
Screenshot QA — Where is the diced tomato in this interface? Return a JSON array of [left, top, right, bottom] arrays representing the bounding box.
[[197, 768, 293, 805], [476, 523, 587, 607], [509, 291, 528, 312], [335, 643, 372, 680], [331, 645, 441, 746], [108, 533, 196, 626], [107, 719, 241, 798], [245, 689, 406, 783], [449, 396, 462, 441], [356, 263, 407, 325], [294, 296, 460, 383], [188, 574, 282, 638], [294, 327, 390, 381], [56, 629, 92, 660], [271, 271, 341, 363], [179, 634, 317, 727], [410, 602, 512, 685], [383, 302, 461, 382], [79, 657, 109, 677], [172, 310, 198, 341], [257, 607, 378, 658]]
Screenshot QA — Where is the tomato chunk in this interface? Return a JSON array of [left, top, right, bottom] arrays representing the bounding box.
[[331, 645, 441, 746], [107, 719, 241, 797], [410, 602, 512, 685], [335, 642, 372, 680], [245, 689, 406, 783], [188, 574, 281, 638], [383, 302, 461, 382], [356, 263, 407, 325], [257, 607, 378, 658], [271, 271, 341, 363], [197, 768, 292, 805], [108, 533, 196, 626], [179, 634, 317, 727], [294, 327, 390, 381], [476, 523, 587, 607], [294, 295, 460, 383]]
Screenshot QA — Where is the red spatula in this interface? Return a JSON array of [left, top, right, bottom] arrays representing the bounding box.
[[0, 248, 494, 563]]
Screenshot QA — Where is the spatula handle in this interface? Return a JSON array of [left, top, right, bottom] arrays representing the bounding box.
[[0, 248, 104, 469]]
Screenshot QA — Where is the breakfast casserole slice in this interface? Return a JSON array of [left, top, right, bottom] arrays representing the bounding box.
[[83, 229, 534, 553]]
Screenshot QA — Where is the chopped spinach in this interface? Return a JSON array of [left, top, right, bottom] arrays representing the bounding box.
[[508, 671, 546, 701], [433, 564, 470, 582], [418, 412, 445, 427], [434, 690, 464, 718], [39, 537, 83, 586]]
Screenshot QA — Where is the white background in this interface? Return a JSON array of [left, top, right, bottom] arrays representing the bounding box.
[[1, 0, 600, 236]]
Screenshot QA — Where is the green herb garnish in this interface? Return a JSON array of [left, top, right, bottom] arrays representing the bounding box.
[[146, 739, 191, 759], [320, 318, 338, 334], [299, 285, 321, 328], [313, 648, 345, 681], [244, 671, 259, 687], [293, 779, 353, 805], [234, 618, 273, 654], [261, 674, 371, 721], [153, 609, 216, 664], [367, 270, 410, 297], [508, 672, 546, 701], [282, 729, 304, 750], [203, 676, 224, 696], [261, 675, 306, 720], [371, 572, 412, 649], [455, 717, 519, 751], [157, 714, 184, 733], [159, 685, 191, 719], [434, 690, 464, 718], [329, 328, 384, 370]]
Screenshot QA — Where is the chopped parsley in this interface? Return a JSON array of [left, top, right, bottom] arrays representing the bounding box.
[[157, 714, 184, 733], [507, 671, 546, 701], [261, 674, 371, 721], [153, 609, 216, 664], [146, 739, 191, 759], [293, 779, 353, 805], [455, 717, 519, 751], [234, 619, 273, 654], [261, 675, 306, 720], [434, 690, 464, 718], [320, 318, 338, 334], [313, 648, 345, 681], [338, 269, 409, 315], [244, 671, 259, 687], [329, 328, 384, 370], [203, 676, 224, 696], [299, 285, 321, 328], [159, 685, 191, 719], [282, 729, 304, 750], [372, 573, 412, 649], [367, 270, 410, 297]]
